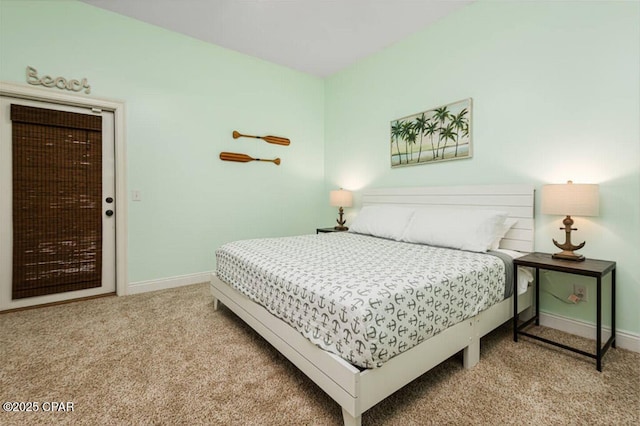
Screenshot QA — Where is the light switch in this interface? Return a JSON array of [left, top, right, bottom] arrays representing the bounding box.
[[132, 190, 142, 201]]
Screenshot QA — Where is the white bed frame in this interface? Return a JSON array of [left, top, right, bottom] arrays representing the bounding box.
[[210, 184, 535, 425]]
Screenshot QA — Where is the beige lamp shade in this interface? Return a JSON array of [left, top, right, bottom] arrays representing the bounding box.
[[541, 181, 599, 217], [329, 189, 353, 207]]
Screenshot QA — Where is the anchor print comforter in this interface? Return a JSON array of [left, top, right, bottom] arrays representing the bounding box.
[[216, 232, 508, 368]]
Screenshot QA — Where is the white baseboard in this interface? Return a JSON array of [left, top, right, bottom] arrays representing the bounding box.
[[539, 311, 640, 353], [127, 271, 212, 295]]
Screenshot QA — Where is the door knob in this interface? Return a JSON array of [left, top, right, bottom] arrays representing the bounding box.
[[105, 210, 114, 217], [106, 197, 113, 203]]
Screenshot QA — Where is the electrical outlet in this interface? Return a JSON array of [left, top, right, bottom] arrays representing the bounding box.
[[573, 284, 588, 302]]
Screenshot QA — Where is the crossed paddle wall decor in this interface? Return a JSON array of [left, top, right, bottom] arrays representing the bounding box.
[[219, 131, 290, 166]]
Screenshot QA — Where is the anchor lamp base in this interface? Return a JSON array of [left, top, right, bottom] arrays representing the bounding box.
[[551, 215, 586, 262], [552, 251, 585, 262]]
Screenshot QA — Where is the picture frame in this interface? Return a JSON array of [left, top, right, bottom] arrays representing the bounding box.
[[391, 98, 472, 167]]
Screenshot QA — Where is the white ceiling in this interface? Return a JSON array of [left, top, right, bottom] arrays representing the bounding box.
[[81, 0, 474, 77]]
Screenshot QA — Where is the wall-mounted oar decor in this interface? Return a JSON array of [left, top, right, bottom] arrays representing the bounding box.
[[232, 130, 290, 146], [220, 151, 281, 166]]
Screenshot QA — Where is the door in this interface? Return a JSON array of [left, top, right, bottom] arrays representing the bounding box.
[[0, 97, 115, 310]]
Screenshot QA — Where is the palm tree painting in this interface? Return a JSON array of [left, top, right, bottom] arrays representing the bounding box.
[[390, 98, 472, 167]]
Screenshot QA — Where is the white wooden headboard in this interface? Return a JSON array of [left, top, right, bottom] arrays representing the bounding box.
[[361, 184, 535, 252]]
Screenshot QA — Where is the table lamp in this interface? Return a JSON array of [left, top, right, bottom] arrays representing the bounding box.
[[330, 189, 353, 230], [541, 180, 599, 261]]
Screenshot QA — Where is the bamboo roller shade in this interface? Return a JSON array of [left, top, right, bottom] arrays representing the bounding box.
[[10, 104, 103, 299]]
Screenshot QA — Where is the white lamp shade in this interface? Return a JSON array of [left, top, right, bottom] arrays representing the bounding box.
[[541, 182, 599, 217], [329, 189, 353, 207]]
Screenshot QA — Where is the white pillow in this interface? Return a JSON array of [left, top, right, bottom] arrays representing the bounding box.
[[401, 207, 508, 252], [490, 218, 518, 250], [348, 205, 415, 240], [493, 248, 534, 295]]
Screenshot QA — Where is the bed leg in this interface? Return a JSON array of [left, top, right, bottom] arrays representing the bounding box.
[[212, 297, 219, 311], [342, 408, 361, 426], [463, 336, 480, 369]]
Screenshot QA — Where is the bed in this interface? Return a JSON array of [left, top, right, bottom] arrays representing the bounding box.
[[210, 184, 535, 425]]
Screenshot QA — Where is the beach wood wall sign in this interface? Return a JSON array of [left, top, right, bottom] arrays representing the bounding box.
[[391, 98, 472, 167], [26, 66, 91, 94]]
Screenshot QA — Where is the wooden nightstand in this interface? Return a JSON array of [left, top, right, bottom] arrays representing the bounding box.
[[513, 252, 616, 371], [316, 227, 348, 234]]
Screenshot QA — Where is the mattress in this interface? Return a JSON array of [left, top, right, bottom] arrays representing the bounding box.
[[215, 232, 510, 368]]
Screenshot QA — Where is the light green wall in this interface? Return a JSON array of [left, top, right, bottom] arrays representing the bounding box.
[[0, 1, 326, 283], [324, 1, 640, 334], [2, 1, 638, 334]]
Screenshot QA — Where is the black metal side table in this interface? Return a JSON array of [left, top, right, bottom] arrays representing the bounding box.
[[513, 252, 616, 371]]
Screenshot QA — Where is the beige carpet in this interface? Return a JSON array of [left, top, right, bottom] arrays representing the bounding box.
[[1, 283, 638, 425]]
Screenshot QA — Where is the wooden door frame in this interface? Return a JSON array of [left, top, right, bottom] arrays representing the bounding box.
[[1, 81, 128, 296]]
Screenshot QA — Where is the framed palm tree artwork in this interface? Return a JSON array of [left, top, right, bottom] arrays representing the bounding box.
[[391, 98, 472, 167]]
